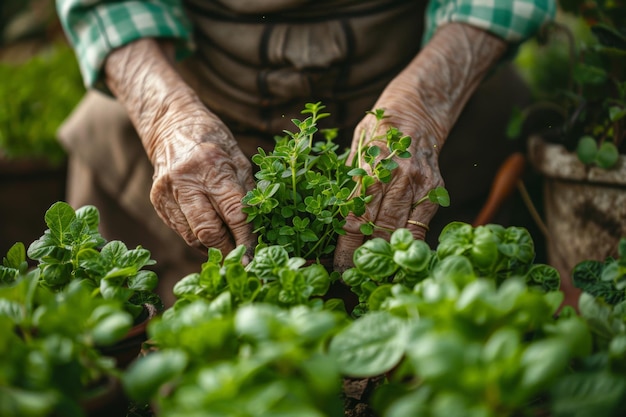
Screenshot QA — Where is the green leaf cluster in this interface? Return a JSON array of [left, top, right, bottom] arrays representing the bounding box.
[[117, 220, 626, 416], [0, 250, 133, 417], [25, 201, 161, 319], [0, 43, 84, 165], [342, 223, 559, 316], [552, 238, 626, 415], [123, 299, 348, 417], [572, 238, 626, 306], [329, 225, 585, 416], [330, 283, 590, 416], [242, 102, 413, 259], [0, 201, 165, 416], [168, 244, 338, 313]]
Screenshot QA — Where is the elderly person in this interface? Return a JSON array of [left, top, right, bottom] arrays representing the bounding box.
[[55, 0, 555, 305]]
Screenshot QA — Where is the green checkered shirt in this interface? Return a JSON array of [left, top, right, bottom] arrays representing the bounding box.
[[56, 0, 556, 89]]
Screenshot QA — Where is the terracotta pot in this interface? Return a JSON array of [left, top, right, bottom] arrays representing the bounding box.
[[99, 303, 159, 369], [527, 136, 626, 306]]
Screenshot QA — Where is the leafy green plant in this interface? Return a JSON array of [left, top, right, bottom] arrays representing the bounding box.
[[167, 243, 341, 313], [329, 226, 594, 417], [0, 244, 133, 417], [509, 0, 625, 168], [242, 102, 448, 260], [572, 238, 626, 305], [0, 43, 84, 165], [122, 299, 347, 417], [342, 223, 559, 316], [128, 221, 602, 417], [24, 201, 161, 319], [550, 237, 626, 416], [109, 218, 626, 417]]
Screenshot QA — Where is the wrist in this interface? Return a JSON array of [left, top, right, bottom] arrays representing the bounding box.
[[373, 23, 507, 152]]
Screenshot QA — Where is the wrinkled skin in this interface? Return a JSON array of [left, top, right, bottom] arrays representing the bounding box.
[[333, 23, 507, 271], [104, 23, 506, 268], [104, 40, 256, 259]]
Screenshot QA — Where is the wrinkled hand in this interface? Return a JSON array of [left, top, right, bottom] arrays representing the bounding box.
[[334, 22, 507, 272], [149, 110, 256, 255], [333, 106, 445, 272], [104, 38, 257, 257]]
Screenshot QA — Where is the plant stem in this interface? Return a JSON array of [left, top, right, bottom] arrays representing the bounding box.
[[411, 196, 428, 209]]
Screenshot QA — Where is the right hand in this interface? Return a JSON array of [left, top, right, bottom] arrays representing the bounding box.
[[148, 106, 257, 256], [104, 38, 257, 257]]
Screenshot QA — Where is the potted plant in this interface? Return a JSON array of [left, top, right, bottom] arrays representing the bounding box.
[[0, 42, 85, 257], [509, 0, 626, 295], [0, 244, 133, 417], [10, 201, 162, 369]]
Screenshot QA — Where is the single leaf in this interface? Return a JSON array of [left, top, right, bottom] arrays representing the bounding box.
[[576, 135, 598, 164], [330, 311, 407, 377], [122, 350, 189, 402], [43, 201, 76, 243], [595, 141, 619, 169]]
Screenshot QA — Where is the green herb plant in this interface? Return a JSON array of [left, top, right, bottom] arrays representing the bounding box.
[[24, 201, 161, 320], [330, 225, 596, 417], [122, 222, 622, 417], [166, 243, 340, 314], [551, 237, 626, 415], [122, 299, 347, 417], [342, 222, 559, 316], [242, 102, 449, 261], [0, 243, 133, 417]]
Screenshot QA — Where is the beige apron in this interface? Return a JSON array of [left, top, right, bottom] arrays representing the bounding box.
[[58, 0, 533, 306]]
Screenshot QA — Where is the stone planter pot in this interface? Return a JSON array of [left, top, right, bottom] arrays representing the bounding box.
[[527, 136, 626, 305]]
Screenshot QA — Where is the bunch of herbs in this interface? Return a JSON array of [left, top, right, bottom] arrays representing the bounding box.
[[242, 102, 417, 260]]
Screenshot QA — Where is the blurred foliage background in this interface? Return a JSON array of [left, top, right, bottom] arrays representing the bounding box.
[[0, 0, 84, 165]]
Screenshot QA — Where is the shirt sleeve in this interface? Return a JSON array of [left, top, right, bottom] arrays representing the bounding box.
[[423, 0, 557, 46], [56, 0, 193, 90]]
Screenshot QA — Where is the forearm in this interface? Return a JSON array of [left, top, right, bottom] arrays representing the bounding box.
[[103, 38, 216, 168], [376, 22, 507, 154]]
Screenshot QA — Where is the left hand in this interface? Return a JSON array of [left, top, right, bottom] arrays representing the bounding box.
[[334, 22, 507, 272]]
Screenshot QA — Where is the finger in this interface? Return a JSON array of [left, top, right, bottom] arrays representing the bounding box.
[[406, 200, 439, 241], [368, 183, 413, 241], [217, 194, 256, 253], [150, 177, 204, 248], [176, 185, 235, 254]]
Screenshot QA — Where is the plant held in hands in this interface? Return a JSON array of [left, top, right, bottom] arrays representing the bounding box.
[[242, 102, 448, 260]]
